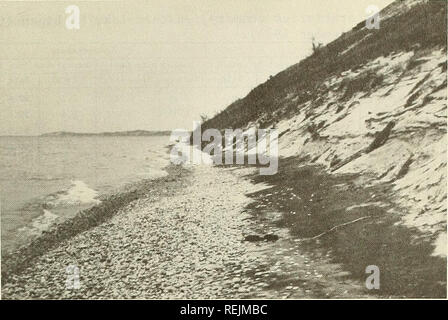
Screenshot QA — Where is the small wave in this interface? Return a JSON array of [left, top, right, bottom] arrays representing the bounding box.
[[29, 175, 64, 181], [49, 180, 101, 207], [33, 210, 59, 231], [17, 209, 59, 236], [16, 181, 100, 241]]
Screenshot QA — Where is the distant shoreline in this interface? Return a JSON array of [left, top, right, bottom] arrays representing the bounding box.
[[0, 130, 173, 137], [41, 130, 172, 137]]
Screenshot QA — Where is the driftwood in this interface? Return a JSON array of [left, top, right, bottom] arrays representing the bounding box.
[[301, 216, 371, 241], [330, 148, 365, 172], [365, 121, 395, 153]]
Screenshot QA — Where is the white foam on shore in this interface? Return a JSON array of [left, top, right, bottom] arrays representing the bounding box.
[[33, 210, 59, 231], [18, 209, 59, 236], [51, 180, 101, 206]]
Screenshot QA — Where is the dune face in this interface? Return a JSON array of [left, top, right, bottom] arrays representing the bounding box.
[[201, 0, 447, 256], [2, 0, 446, 301]]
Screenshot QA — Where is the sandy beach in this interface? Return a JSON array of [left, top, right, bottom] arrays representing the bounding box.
[[1, 0, 446, 304], [2, 161, 386, 299]]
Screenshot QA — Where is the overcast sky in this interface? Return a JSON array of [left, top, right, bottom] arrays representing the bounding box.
[[0, 0, 394, 135]]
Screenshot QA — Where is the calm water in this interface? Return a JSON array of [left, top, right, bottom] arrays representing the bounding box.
[[0, 136, 171, 254]]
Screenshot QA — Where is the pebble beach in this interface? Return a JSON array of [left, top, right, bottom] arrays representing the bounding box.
[[1, 163, 371, 299]]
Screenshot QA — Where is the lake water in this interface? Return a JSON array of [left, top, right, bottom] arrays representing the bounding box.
[[0, 136, 172, 254]]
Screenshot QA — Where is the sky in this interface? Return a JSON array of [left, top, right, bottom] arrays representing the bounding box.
[[0, 0, 394, 135]]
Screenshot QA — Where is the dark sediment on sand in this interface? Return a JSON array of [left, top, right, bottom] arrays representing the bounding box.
[[242, 156, 447, 298], [1, 165, 190, 285]]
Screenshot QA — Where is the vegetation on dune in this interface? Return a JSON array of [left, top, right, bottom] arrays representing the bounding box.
[[201, 1, 447, 132]]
